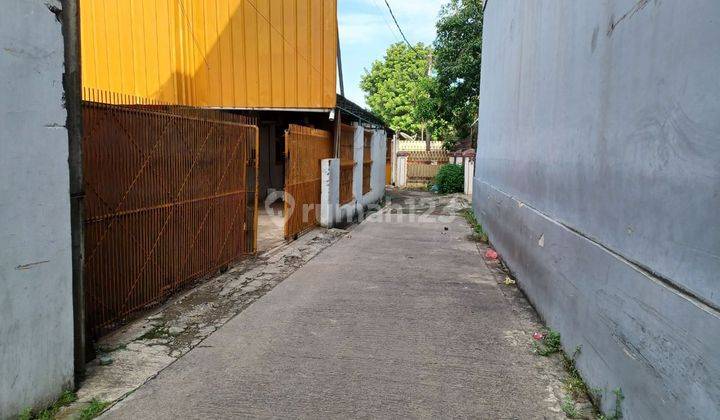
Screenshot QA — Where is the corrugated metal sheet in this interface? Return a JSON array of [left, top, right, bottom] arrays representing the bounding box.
[[80, 0, 337, 109]]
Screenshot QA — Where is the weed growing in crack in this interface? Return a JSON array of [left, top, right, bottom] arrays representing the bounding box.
[[78, 399, 110, 420], [587, 386, 626, 420], [18, 408, 31, 420], [599, 388, 625, 420], [561, 396, 579, 418], [533, 329, 562, 356], [460, 208, 488, 243], [532, 335, 603, 418], [137, 325, 172, 341], [562, 346, 588, 398], [18, 390, 77, 420], [534, 336, 625, 420]]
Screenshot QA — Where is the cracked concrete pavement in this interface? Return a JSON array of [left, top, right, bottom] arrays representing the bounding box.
[[97, 190, 593, 419], [58, 228, 347, 419]]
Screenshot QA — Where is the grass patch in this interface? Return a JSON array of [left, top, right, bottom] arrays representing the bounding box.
[[561, 396, 579, 418], [78, 399, 110, 420], [598, 388, 625, 420], [562, 346, 588, 398], [563, 350, 625, 419], [460, 209, 488, 243], [137, 325, 171, 341], [18, 390, 77, 420], [532, 332, 626, 419]]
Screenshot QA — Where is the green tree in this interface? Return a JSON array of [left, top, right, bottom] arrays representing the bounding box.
[[432, 0, 483, 148], [414, 76, 454, 143], [360, 42, 432, 135]]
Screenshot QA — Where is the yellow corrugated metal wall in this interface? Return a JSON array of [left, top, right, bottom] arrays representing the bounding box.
[[80, 0, 337, 109]]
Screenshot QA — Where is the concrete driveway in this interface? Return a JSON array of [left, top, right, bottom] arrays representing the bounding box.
[[103, 190, 573, 419]]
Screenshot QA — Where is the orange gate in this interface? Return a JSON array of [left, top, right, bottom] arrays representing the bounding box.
[[362, 130, 373, 194], [284, 124, 333, 240], [339, 124, 355, 205], [82, 102, 258, 336]]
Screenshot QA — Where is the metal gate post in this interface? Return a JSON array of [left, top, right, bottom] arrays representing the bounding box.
[[61, 0, 86, 383]]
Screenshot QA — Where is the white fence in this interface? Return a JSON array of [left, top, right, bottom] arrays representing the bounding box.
[[396, 140, 444, 151], [395, 149, 475, 195]]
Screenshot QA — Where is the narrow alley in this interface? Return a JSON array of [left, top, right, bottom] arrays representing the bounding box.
[[101, 191, 577, 419], [4, 1, 717, 418]]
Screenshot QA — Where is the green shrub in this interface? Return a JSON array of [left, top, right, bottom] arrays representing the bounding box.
[[434, 164, 464, 194]]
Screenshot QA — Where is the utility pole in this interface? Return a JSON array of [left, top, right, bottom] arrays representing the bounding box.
[[425, 52, 433, 151], [61, 0, 86, 383], [336, 28, 345, 97]]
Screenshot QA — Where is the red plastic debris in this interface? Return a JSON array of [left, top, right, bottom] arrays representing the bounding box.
[[485, 249, 498, 259], [533, 332, 544, 341]]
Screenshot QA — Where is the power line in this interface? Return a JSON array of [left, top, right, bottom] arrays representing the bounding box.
[[383, 0, 422, 57], [370, 0, 401, 42]]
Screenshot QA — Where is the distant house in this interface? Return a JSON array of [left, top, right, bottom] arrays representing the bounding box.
[[76, 0, 390, 338], [80, 0, 388, 224], [81, 0, 337, 109]]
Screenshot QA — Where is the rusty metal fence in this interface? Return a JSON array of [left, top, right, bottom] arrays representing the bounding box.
[[339, 124, 355, 204], [284, 124, 334, 240], [82, 101, 258, 336]]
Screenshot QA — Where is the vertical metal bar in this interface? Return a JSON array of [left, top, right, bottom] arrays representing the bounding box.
[[283, 127, 290, 240], [253, 125, 260, 253], [336, 29, 345, 97]]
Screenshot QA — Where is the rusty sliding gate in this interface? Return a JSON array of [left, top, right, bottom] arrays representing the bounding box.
[[82, 101, 258, 336], [284, 124, 334, 240]]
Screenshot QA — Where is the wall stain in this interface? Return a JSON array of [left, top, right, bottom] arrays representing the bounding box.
[[607, 0, 650, 36], [15, 260, 50, 270], [591, 26, 599, 54], [46, 2, 62, 24], [3, 46, 55, 60]]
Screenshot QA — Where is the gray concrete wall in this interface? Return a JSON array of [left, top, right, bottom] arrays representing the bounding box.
[[474, 1, 720, 418], [0, 0, 75, 416], [362, 129, 388, 206]]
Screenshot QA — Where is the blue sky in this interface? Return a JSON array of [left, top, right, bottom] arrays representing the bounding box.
[[338, 0, 446, 108]]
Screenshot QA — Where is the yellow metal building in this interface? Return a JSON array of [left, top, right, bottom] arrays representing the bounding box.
[[80, 0, 337, 109]]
